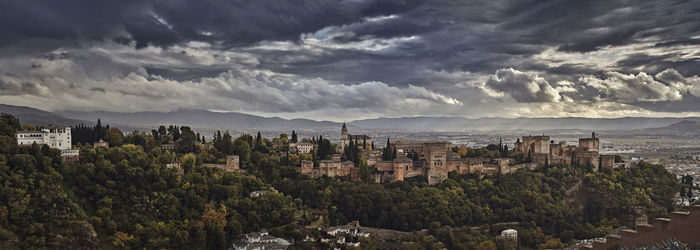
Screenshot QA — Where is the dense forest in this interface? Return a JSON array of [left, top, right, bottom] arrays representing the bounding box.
[[0, 114, 293, 249], [0, 113, 683, 249], [269, 161, 679, 249]]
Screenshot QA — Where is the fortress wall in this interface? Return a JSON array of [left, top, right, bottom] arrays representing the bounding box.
[[589, 205, 700, 249]]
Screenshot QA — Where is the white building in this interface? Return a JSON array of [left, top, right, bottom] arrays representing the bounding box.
[[232, 230, 291, 250], [297, 142, 313, 154], [60, 149, 80, 161], [500, 229, 518, 241], [324, 221, 369, 238], [16, 127, 72, 150]]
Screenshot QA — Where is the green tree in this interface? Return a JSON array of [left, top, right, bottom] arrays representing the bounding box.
[[291, 130, 297, 143], [540, 238, 566, 249], [158, 126, 167, 141], [106, 127, 124, 147], [233, 139, 251, 162], [219, 131, 234, 155], [358, 156, 369, 182], [382, 138, 392, 161], [477, 240, 497, 250], [0, 113, 20, 137], [180, 153, 196, 173], [177, 126, 197, 154]]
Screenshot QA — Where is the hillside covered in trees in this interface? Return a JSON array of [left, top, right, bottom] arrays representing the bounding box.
[[0, 113, 682, 249], [0, 114, 294, 249]]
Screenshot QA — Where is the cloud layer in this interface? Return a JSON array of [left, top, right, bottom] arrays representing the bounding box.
[[0, 0, 699, 120], [0, 43, 462, 119]]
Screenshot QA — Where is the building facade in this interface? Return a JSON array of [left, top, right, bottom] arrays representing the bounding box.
[[233, 230, 291, 250], [297, 142, 313, 154], [518, 132, 615, 171], [339, 123, 372, 152], [16, 127, 72, 150], [514, 135, 550, 154]]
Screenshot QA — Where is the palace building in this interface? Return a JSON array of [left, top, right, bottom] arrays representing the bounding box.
[[16, 127, 72, 150]]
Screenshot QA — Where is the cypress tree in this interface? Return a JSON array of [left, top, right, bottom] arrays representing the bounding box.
[[95, 119, 102, 141], [353, 143, 360, 166], [317, 135, 329, 160], [499, 138, 503, 154], [571, 153, 576, 168], [345, 139, 354, 162], [152, 130, 159, 142], [382, 138, 392, 161]]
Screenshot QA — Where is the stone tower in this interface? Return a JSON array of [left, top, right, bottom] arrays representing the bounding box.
[[340, 122, 349, 152]]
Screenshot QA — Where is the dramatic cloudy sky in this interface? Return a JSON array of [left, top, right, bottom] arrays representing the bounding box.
[[1, 0, 699, 120]]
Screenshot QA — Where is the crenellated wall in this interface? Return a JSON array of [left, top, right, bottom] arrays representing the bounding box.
[[585, 205, 700, 249]]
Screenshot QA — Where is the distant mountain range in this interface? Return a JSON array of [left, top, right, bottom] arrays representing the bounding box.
[[347, 116, 700, 132], [1, 104, 699, 134], [0, 104, 86, 126], [57, 109, 342, 130], [632, 120, 700, 136]]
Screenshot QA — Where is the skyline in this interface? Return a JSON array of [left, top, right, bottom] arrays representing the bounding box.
[[1, 0, 700, 121]]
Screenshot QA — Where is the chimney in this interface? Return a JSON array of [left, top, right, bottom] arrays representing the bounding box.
[[592, 132, 596, 138]]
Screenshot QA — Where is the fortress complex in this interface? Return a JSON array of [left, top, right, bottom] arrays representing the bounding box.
[[367, 139, 509, 185], [515, 132, 615, 171], [514, 135, 550, 155], [299, 124, 615, 185], [300, 160, 358, 181]]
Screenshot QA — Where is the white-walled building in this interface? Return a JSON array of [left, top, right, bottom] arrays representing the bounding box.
[[500, 229, 518, 241], [297, 142, 313, 154], [232, 230, 291, 250], [16, 127, 72, 150]]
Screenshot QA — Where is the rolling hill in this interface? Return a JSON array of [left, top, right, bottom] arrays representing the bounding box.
[[3, 103, 699, 134], [0, 104, 87, 126], [58, 109, 342, 130]]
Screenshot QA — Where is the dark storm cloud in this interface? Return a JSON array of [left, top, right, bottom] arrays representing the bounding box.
[[2, 0, 698, 78], [240, 0, 700, 88], [1, 0, 699, 118], [0, 0, 426, 49], [616, 53, 700, 76]]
